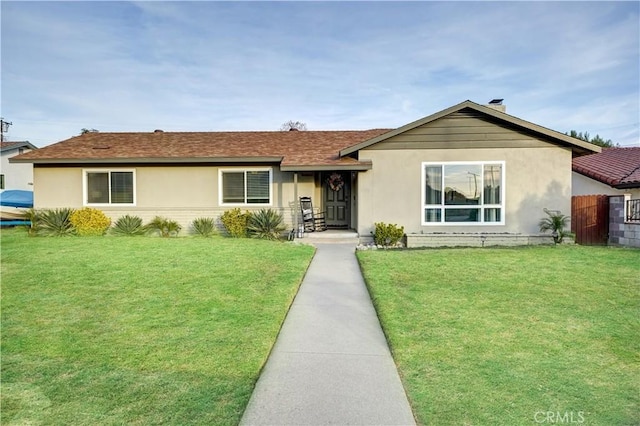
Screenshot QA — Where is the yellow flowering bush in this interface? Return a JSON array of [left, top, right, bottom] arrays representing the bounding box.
[[220, 208, 251, 238], [69, 207, 111, 236]]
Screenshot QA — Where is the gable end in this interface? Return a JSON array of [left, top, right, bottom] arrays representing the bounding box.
[[364, 109, 568, 151], [340, 100, 599, 156]]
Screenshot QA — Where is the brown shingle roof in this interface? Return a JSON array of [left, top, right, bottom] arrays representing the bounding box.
[[12, 130, 391, 170], [572, 147, 640, 188]]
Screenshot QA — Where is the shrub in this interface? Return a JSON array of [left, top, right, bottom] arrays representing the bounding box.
[[247, 209, 286, 240], [111, 215, 145, 236], [70, 207, 111, 236], [191, 217, 216, 237], [373, 222, 405, 247], [22, 208, 41, 236], [539, 208, 573, 244], [145, 216, 181, 237], [220, 208, 251, 238], [38, 208, 75, 236]]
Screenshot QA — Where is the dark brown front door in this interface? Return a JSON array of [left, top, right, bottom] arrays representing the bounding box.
[[324, 172, 349, 228]]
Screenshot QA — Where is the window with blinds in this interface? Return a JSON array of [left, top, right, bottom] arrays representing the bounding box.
[[220, 169, 271, 205], [85, 170, 135, 205]]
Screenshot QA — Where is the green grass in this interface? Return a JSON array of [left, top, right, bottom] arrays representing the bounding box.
[[1, 229, 314, 425], [358, 245, 640, 426]]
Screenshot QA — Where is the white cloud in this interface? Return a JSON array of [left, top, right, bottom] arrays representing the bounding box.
[[1, 1, 638, 146]]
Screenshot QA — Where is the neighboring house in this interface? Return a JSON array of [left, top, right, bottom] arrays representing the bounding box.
[[11, 100, 598, 246], [572, 147, 640, 199], [571, 147, 640, 247], [1, 141, 38, 192]]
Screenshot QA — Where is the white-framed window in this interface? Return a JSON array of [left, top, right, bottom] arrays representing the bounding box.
[[219, 168, 272, 205], [83, 169, 136, 206], [422, 161, 505, 225]]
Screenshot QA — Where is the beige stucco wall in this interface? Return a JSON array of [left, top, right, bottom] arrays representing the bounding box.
[[356, 146, 573, 236], [572, 172, 640, 199], [33, 165, 317, 231]]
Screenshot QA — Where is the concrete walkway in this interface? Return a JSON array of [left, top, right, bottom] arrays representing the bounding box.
[[240, 242, 416, 426]]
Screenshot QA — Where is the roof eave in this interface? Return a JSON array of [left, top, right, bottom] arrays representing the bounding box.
[[572, 169, 615, 186], [613, 182, 640, 189], [11, 156, 284, 165], [1, 141, 38, 153], [281, 162, 373, 172]]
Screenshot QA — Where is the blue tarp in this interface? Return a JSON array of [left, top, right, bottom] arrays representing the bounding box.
[[0, 220, 31, 227], [0, 190, 33, 208]]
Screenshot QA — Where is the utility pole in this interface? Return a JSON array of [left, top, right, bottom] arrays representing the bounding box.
[[0, 118, 12, 142]]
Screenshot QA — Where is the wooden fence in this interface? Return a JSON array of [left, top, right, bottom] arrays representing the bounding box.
[[571, 195, 610, 245]]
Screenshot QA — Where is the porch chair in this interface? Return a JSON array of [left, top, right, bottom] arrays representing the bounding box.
[[300, 196, 327, 232]]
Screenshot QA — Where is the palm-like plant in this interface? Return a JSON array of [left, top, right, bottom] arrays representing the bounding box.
[[145, 216, 181, 237], [22, 208, 41, 236], [539, 209, 572, 244], [247, 209, 286, 240]]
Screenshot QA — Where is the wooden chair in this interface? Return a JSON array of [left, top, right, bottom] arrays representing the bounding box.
[[300, 196, 327, 232]]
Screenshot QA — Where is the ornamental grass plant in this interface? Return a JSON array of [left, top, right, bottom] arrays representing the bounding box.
[[111, 215, 146, 236], [191, 217, 217, 237], [247, 209, 286, 240], [36, 208, 75, 236]]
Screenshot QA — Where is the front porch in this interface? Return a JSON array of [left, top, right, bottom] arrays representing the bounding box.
[[291, 169, 361, 234], [295, 228, 359, 243]]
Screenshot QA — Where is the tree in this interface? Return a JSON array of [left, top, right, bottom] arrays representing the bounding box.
[[80, 128, 99, 135], [280, 120, 307, 131], [566, 130, 616, 148]]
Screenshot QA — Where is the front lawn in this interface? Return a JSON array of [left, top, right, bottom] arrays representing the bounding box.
[[358, 245, 639, 425], [1, 229, 314, 425]]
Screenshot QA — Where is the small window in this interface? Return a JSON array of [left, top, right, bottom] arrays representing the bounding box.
[[422, 162, 504, 225], [84, 170, 135, 205], [0, 174, 4, 190], [219, 169, 271, 205]]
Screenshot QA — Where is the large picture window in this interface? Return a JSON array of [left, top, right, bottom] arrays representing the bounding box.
[[219, 169, 271, 205], [422, 162, 504, 225], [84, 170, 135, 205]]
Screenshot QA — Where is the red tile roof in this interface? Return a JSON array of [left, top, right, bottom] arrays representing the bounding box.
[[572, 147, 640, 188], [12, 130, 391, 170]]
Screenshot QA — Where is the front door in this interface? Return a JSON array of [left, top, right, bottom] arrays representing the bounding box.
[[324, 172, 349, 228]]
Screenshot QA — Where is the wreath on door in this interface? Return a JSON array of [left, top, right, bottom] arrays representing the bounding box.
[[327, 173, 345, 192]]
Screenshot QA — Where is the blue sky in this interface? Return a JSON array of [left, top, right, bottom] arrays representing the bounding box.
[[2, 1, 639, 147]]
